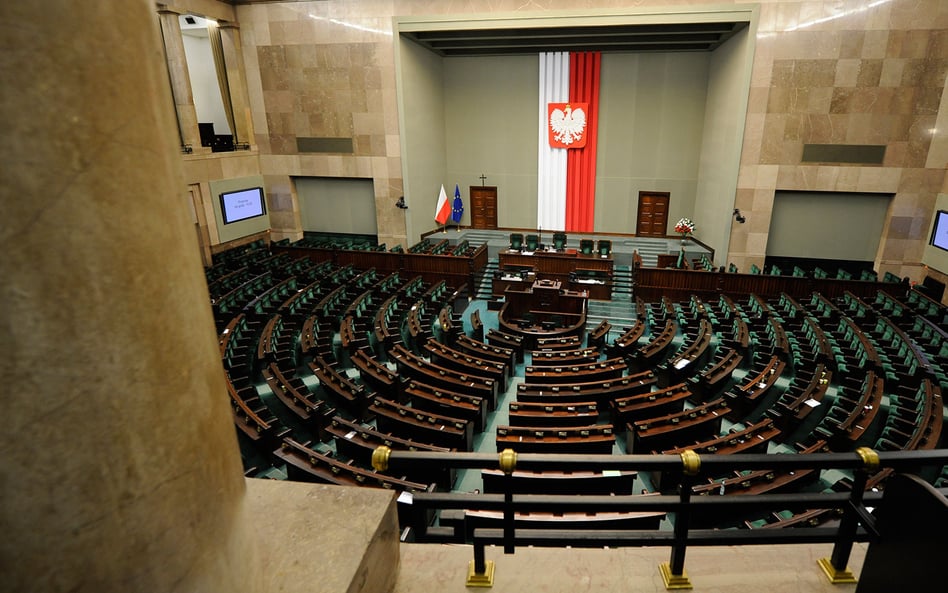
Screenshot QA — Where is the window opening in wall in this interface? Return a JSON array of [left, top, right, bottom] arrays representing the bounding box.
[[180, 14, 239, 152]]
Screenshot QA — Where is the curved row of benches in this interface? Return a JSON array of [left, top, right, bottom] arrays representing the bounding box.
[[208, 241, 946, 533]]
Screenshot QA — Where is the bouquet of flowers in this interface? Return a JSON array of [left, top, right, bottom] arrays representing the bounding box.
[[674, 217, 695, 237]]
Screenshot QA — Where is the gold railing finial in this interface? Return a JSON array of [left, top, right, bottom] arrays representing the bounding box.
[[499, 448, 517, 475], [854, 447, 880, 473], [372, 445, 392, 472], [680, 450, 701, 476]]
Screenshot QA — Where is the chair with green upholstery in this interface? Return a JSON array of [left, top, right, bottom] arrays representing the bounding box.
[[525, 234, 539, 251], [509, 233, 524, 251], [597, 239, 611, 257], [580, 239, 594, 255], [552, 231, 567, 251]]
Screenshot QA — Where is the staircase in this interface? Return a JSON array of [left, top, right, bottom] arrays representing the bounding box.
[[612, 265, 633, 301], [586, 299, 638, 338], [623, 237, 670, 267], [473, 259, 497, 300]]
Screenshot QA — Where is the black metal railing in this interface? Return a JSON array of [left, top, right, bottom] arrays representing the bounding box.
[[372, 446, 948, 588]]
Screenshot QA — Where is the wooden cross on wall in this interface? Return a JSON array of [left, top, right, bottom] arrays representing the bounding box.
[[479, 174, 487, 186]]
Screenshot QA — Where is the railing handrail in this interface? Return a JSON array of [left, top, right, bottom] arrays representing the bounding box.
[[375, 448, 948, 475]]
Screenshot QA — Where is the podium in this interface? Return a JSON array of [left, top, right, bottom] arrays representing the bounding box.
[[497, 279, 587, 349]]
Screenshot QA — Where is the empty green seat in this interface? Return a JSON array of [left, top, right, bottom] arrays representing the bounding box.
[[509, 233, 523, 250], [597, 239, 611, 257], [552, 231, 567, 250]]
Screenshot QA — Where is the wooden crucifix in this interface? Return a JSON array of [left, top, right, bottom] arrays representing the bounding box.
[[479, 173, 487, 186]]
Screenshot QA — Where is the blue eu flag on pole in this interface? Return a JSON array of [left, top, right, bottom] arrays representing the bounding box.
[[451, 184, 463, 224]]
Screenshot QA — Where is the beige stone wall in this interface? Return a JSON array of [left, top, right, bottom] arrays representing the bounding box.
[[228, 0, 948, 274], [237, 1, 405, 246], [732, 0, 948, 279]]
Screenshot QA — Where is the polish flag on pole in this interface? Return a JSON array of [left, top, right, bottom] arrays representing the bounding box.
[[434, 184, 451, 225]]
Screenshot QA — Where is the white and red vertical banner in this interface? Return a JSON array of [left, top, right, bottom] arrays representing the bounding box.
[[537, 52, 569, 232], [537, 51, 601, 233]]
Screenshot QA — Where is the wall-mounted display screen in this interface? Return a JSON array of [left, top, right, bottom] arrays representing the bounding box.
[[219, 187, 266, 224], [931, 210, 948, 252]]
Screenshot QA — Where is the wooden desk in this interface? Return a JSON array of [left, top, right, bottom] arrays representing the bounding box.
[[663, 418, 780, 455], [370, 396, 473, 451], [588, 319, 611, 348], [499, 249, 613, 278], [351, 348, 399, 400], [819, 371, 883, 447], [443, 507, 664, 541], [612, 319, 646, 357], [480, 468, 637, 495], [389, 343, 497, 409], [633, 318, 678, 371], [508, 401, 599, 427], [405, 382, 488, 432], [456, 334, 516, 370], [628, 398, 730, 454], [327, 416, 455, 489], [724, 355, 786, 415], [423, 338, 510, 392], [529, 347, 600, 366], [610, 382, 692, 427], [658, 318, 713, 387], [495, 424, 616, 454], [524, 357, 626, 385], [492, 270, 537, 298], [692, 347, 743, 399], [308, 358, 372, 420], [263, 362, 335, 435], [517, 370, 656, 405], [768, 365, 831, 429]]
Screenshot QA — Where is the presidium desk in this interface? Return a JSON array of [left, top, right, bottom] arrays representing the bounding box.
[[497, 279, 588, 350], [495, 248, 614, 300]]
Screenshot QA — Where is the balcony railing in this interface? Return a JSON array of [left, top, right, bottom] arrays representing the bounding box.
[[372, 446, 948, 588]]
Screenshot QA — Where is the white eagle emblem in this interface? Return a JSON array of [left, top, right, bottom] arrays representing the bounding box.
[[550, 104, 587, 146]]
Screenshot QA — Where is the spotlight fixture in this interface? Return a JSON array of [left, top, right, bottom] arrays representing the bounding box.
[[733, 208, 746, 224], [395, 196, 408, 210]]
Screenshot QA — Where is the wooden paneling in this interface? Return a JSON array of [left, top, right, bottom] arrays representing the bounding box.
[[635, 267, 899, 301], [272, 243, 489, 293]]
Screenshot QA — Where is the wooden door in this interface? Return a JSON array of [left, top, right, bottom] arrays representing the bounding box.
[[470, 186, 498, 229], [635, 192, 670, 237]]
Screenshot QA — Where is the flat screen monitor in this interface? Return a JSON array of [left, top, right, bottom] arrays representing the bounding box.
[[930, 210, 948, 252], [219, 187, 266, 225]]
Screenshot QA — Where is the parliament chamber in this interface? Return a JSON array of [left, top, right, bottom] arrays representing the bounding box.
[[212, 233, 948, 588], [8, 1, 948, 592]]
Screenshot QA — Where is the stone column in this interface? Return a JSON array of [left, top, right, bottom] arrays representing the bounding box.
[[220, 21, 255, 148], [157, 4, 210, 154], [0, 2, 259, 592]]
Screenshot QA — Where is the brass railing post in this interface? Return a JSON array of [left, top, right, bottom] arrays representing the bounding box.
[[818, 447, 878, 584], [499, 448, 518, 554], [660, 450, 699, 590], [466, 448, 516, 587]]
